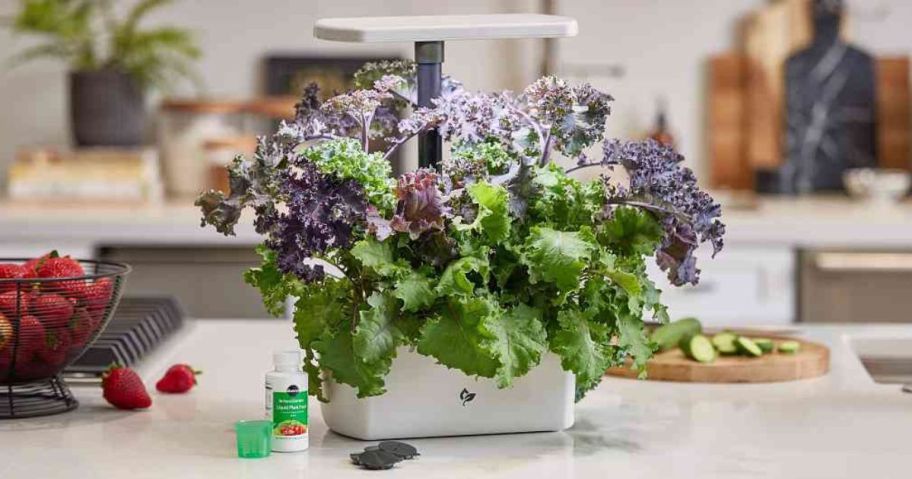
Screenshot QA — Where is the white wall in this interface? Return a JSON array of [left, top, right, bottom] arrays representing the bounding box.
[[0, 0, 541, 187], [0, 0, 910, 188]]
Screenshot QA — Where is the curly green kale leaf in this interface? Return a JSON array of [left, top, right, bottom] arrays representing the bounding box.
[[481, 303, 548, 388], [353, 291, 405, 364], [417, 297, 500, 378], [600, 206, 663, 257], [394, 272, 437, 312], [313, 324, 392, 398], [617, 308, 655, 373], [436, 256, 490, 297], [294, 274, 351, 337], [549, 309, 614, 396], [521, 226, 597, 291], [244, 244, 297, 317], [291, 277, 352, 401], [530, 166, 604, 230], [297, 138, 395, 213]]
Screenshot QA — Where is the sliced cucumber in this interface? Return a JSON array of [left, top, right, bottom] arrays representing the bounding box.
[[777, 340, 801, 354], [680, 334, 717, 363], [651, 317, 702, 352], [711, 332, 739, 355], [735, 336, 763, 357], [752, 338, 775, 353]]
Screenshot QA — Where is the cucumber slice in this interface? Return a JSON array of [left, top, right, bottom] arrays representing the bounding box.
[[711, 332, 739, 355], [752, 338, 774, 353], [777, 340, 801, 354], [735, 336, 763, 357], [680, 334, 716, 363], [651, 317, 702, 352]]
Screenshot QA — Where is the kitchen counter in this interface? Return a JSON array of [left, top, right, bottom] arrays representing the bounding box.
[[1, 320, 910, 479], [1, 194, 912, 248]]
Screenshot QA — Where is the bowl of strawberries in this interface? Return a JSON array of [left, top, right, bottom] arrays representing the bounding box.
[[0, 251, 130, 418]]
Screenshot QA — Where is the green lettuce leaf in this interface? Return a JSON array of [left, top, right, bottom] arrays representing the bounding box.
[[351, 238, 404, 277], [461, 182, 511, 242], [417, 297, 500, 378]]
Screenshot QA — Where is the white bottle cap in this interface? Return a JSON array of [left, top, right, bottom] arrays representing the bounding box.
[[274, 350, 302, 372]]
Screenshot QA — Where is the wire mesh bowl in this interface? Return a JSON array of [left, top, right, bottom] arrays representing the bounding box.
[[0, 258, 130, 418]]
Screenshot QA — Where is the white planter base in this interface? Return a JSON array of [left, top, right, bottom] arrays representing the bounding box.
[[321, 350, 575, 440]]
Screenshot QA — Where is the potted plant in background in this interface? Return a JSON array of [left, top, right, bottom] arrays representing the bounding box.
[[5, 0, 200, 146], [196, 61, 725, 439]]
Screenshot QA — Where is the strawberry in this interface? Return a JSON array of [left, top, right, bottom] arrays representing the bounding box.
[[38, 330, 71, 367], [0, 290, 31, 318], [68, 307, 94, 347], [16, 314, 45, 360], [22, 252, 53, 276], [36, 253, 86, 298], [155, 364, 201, 394], [31, 293, 76, 330], [102, 365, 152, 410], [79, 278, 113, 324], [0, 263, 30, 293]]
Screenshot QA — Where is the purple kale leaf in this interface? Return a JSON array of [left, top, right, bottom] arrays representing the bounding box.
[[196, 136, 290, 236], [390, 169, 450, 240], [521, 77, 613, 162], [265, 162, 371, 282], [601, 139, 725, 286]]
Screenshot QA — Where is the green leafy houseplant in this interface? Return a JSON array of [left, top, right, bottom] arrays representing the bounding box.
[[6, 0, 200, 145], [196, 62, 725, 401], [6, 0, 200, 90]]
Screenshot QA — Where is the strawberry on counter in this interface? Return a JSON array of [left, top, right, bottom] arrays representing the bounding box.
[[156, 364, 201, 394], [103, 365, 152, 410]]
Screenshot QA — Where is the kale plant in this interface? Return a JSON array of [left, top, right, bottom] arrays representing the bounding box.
[[196, 62, 724, 401]]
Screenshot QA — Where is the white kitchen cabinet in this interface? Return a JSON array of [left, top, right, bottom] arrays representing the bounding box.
[[646, 245, 795, 326]]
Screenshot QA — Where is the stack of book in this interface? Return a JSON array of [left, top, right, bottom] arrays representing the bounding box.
[[7, 147, 164, 203]]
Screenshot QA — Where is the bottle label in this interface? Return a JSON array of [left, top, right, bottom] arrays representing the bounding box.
[[272, 384, 308, 438]]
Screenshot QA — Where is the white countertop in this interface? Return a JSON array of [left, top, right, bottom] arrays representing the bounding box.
[[1, 320, 910, 479], [2, 195, 912, 248]]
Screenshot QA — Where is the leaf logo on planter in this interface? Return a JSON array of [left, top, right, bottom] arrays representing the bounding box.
[[459, 388, 476, 407]]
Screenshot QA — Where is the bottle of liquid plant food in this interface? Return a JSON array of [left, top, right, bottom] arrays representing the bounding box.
[[265, 350, 309, 452]]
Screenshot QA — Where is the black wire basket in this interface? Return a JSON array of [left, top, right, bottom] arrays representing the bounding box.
[[0, 258, 131, 418]]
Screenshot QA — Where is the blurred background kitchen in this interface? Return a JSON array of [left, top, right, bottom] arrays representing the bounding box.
[[1, 0, 910, 325]]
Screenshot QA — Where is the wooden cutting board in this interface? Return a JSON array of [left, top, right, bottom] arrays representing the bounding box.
[[605, 336, 829, 383]]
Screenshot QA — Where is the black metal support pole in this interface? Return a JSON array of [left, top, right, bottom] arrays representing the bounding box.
[[415, 41, 443, 169]]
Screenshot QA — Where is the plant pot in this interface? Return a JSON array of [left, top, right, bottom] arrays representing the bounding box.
[[320, 349, 575, 440], [69, 70, 146, 146]]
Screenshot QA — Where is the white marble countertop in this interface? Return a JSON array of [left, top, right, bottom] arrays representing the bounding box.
[[1, 320, 910, 479], [2, 194, 912, 248]]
